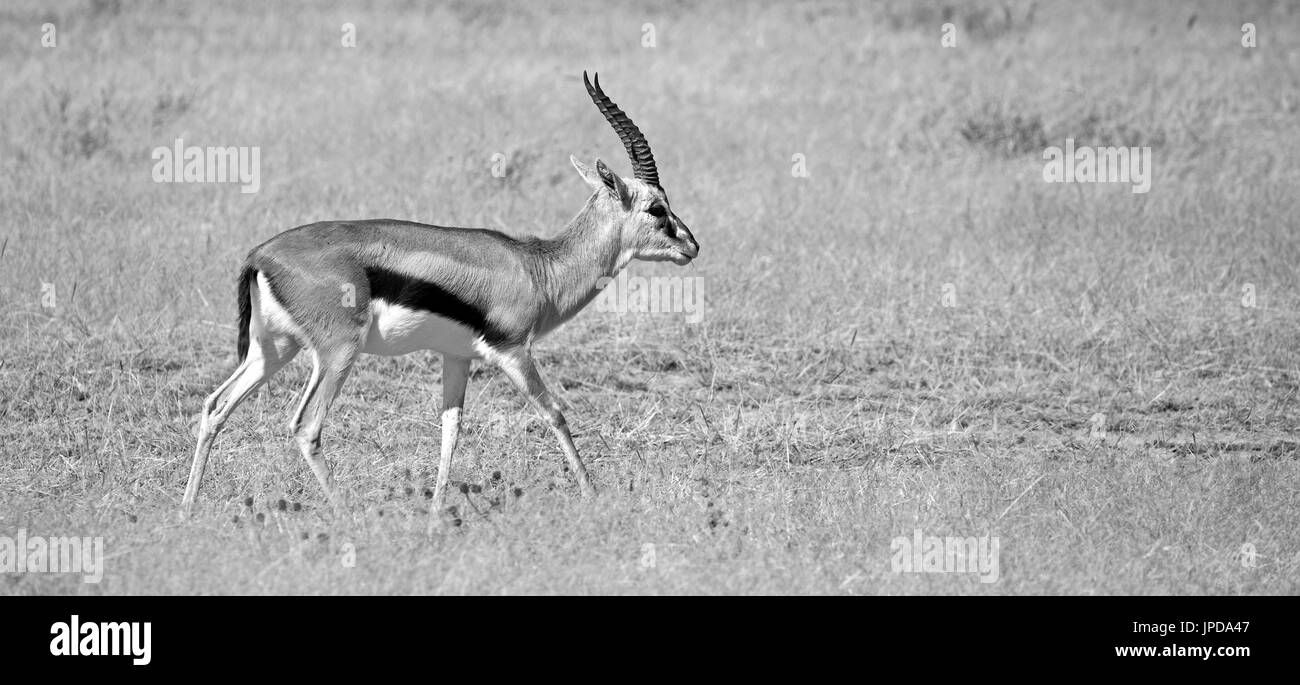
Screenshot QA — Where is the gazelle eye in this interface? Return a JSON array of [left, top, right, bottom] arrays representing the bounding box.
[[646, 205, 667, 218]]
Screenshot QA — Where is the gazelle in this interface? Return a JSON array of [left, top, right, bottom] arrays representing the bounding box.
[[182, 73, 698, 524]]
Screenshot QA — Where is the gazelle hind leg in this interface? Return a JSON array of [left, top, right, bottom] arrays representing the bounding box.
[[289, 341, 362, 511], [429, 355, 471, 534], [496, 350, 596, 497], [183, 334, 299, 513]]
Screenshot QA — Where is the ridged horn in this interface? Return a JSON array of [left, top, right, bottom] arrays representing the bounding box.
[[583, 71, 660, 188]]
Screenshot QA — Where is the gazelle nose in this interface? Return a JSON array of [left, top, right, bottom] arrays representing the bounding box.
[[676, 230, 699, 258], [673, 218, 698, 258]]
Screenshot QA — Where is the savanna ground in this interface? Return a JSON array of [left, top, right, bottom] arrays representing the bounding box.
[[1, 0, 1298, 595]]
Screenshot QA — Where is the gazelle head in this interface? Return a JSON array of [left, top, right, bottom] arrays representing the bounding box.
[[573, 72, 699, 266]]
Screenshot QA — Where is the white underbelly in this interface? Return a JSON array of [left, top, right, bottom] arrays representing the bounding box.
[[362, 300, 481, 357]]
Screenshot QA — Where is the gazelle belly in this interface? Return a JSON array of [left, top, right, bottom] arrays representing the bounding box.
[[362, 299, 481, 357]]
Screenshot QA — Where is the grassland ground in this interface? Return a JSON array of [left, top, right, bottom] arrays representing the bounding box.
[[1, 0, 1298, 594]]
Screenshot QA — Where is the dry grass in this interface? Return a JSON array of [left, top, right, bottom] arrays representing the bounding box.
[[1, 0, 1298, 594]]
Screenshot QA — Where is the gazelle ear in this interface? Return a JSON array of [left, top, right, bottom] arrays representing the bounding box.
[[571, 155, 601, 189], [595, 158, 632, 209]]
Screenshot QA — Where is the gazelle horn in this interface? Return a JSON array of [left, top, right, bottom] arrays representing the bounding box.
[[583, 71, 660, 187]]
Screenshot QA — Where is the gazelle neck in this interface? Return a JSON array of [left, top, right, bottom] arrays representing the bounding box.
[[536, 193, 632, 332]]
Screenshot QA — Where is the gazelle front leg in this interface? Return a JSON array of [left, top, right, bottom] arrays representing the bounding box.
[[429, 355, 471, 532], [497, 349, 597, 497]]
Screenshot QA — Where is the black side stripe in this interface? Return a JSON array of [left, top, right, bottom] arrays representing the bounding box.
[[364, 266, 516, 347]]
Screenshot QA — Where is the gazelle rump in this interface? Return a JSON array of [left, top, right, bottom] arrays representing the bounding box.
[[182, 73, 699, 524]]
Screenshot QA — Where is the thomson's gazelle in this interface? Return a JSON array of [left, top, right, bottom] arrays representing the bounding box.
[[182, 73, 699, 522]]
